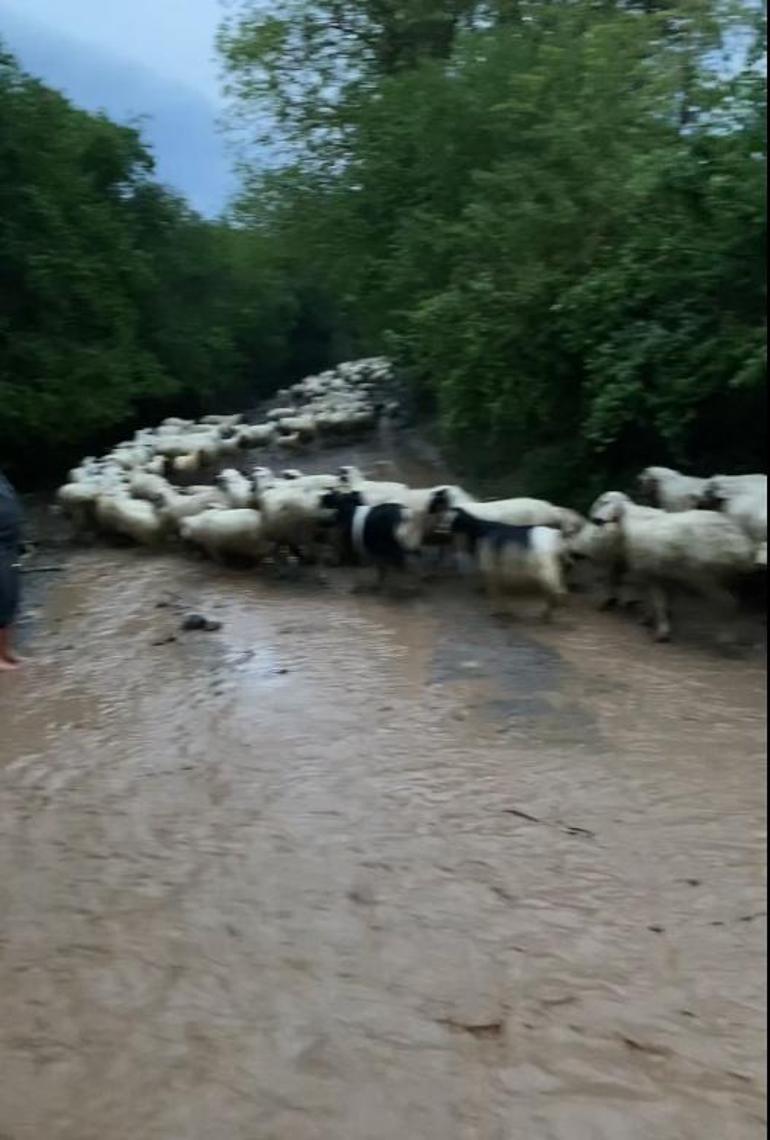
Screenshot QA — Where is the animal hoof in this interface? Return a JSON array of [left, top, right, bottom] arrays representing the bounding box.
[[653, 629, 671, 643]]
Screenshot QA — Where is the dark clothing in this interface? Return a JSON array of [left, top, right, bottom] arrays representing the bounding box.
[[0, 472, 22, 628]]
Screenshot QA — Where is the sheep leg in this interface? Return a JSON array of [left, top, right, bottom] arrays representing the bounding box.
[[205, 546, 225, 566], [539, 559, 567, 621], [599, 559, 624, 611], [647, 582, 672, 642], [700, 579, 738, 616], [541, 585, 566, 622], [486, 574, 513, 619]]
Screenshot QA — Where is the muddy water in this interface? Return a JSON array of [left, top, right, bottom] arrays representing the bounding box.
[[0, 434, 766, 1140]]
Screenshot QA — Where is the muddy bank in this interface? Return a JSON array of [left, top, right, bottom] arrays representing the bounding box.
[[0, 431, 766, 1140]]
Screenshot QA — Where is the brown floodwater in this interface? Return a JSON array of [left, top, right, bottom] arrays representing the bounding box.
[[0, 432, 766, 1140]]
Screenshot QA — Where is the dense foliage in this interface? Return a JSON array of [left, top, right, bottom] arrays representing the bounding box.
[[1, 2, 765, 498], [0, 49, 333, 478], [221, 0, 766, 500]]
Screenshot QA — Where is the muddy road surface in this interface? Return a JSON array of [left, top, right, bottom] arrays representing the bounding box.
[[0, 433, 766, 1140]]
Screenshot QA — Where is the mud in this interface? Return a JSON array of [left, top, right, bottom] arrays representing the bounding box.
[[0, 432, 766, 1140]]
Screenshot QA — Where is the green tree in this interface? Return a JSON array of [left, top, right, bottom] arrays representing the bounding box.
[[0, 47, 321, 478], [223, 0, 766, 500]]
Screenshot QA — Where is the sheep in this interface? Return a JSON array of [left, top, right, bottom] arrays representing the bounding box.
[[277, 414, 317, 441], [153, 434, 201, 459], [144, 455, 166, 476], [276, 431, 304, 452], [128, 472, 170, 502], [56, 481, 103, 527], [579, 491, 757, 641], [110, 445, 152, 471], [236, 423, 275, 448], [179, 508, 267, 564], [179, 484, 218, 496], [448, 508, 566, 618], [149, 486, 227, 532], [278, 472, 339, 493], [451, 497, 584, 537], [152, 430, 220, 461], [172, 452, 202, 475], [255, 482, 332, 564], [702, 474, 767, 499], [67, 458, 99, 483], [214, 469, 255, 509], [719, 489, 767, 548], [94, 493, 164, 545], [215, 434, 242, 458], [637, 466, 708, 511], [699, 475, 767, 547], [201, 413, 243, 427], [337, 466, 409, 505], [251, 465, 276, 490]]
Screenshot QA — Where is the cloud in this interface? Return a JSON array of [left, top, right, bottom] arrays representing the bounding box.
[[0, 2, 236, 215]]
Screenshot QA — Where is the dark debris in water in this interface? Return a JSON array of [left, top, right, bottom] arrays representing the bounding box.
[[436, 1017, 506, 1041], [180, 614, 222, 632], [502, 807, 596, 840]]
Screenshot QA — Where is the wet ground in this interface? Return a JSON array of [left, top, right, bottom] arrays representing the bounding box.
[[0, 432, 766, 1140]]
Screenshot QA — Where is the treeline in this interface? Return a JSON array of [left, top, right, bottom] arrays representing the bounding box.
[[221, 0, 766, 501], [2, 3, 765, 499], [0, 48, 335, 479]]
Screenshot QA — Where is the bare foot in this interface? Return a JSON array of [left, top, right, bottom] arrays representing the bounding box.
[[0, 656, 21, 671]]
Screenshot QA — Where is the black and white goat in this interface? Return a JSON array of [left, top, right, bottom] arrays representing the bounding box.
[[320, 488, 448, 588], [450, 507, 566, 618]]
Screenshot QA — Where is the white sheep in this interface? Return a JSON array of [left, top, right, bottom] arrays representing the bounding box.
[[337, 466, 409, 505], [704, 474, 766, 497], [150, 486, 227, 531], [256, 483, 330, 563], [56, 480, 103, 527], [236, 423, 275, 448], [455, 497, 584, 537], [214, 468, 255, 509], [110, 445, 152, 471], [636, 466, 708, 511], [94, 493, 164, 545], [179, 508, 267, 563], [172, 452, 202, 475], [201, 413, 243, 427], [279, 472, 339, 492], [581, 491, 757, 640], [277, 414, 317, 440], [277, 431, 304, 452], [700, 475, 767, 547], [128, 472, 170, 502]]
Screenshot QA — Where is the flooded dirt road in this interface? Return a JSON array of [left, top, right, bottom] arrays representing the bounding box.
[[0, 436, 766, 1140]]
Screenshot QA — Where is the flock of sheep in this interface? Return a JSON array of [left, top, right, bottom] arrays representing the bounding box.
[[54, 357, 766, 644]]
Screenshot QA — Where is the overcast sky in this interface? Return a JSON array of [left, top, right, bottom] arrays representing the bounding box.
[[0, 0, 238, 215]]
